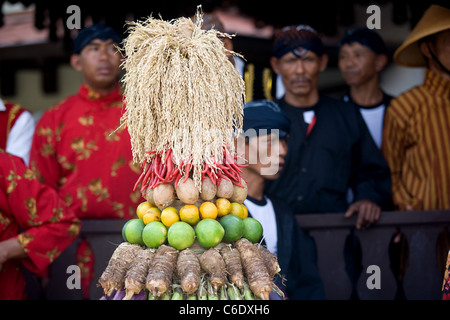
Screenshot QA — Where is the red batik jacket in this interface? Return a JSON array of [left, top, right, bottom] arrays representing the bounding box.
[[0, 150, 80, 300], [30, 84, 142, 219]]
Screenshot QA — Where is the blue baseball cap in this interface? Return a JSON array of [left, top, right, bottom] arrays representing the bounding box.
[[73, 23, 122, 54], [338, 27, 387, 55], [242, 100, 290, 140]]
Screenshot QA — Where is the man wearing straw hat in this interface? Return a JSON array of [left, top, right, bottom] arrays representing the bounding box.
[[382, 4, 450, 211]]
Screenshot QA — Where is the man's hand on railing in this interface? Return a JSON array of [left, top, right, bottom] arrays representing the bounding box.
[[344, 199, 381, 230]]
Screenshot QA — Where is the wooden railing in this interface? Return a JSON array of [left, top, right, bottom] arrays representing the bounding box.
[[296, 210, 450, 300], [27, 210, 450, 300]]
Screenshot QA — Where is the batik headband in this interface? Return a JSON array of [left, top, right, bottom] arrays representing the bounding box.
[[273, 24, 324, 58]]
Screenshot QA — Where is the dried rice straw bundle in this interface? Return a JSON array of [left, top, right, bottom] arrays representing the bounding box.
[[121, 9, 246, 194]]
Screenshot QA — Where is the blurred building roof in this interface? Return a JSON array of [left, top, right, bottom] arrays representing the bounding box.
[[0, 7, 48, 47]]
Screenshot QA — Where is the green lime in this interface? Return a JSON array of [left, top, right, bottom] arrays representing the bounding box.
[[122, 219, 131, 242], [219, 214, 244, 242], [195, 218, 225, 248], [243, 217, 263, 243], [167, 221, 195, 250], [142, 221, 167, 248], [125, 218, 145, 245]]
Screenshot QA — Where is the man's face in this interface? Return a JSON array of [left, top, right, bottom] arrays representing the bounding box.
[[243, 133, 288, 179], [271, 50, 326, 100], [71, 39, 122, 92], [338, 42, 383, 87], [430, 29, 450, 72]]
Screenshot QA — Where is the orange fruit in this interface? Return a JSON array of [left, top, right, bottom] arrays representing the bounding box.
[[136, 201, 154, 219], [179, 204, 200, 225], [241, 204, 248, 219], [229, 202, 245, 219], [161, 206, 180, 228], [142, 207, 161, 225], [215, 198, 231, 217], [199, 201, 218, 220]]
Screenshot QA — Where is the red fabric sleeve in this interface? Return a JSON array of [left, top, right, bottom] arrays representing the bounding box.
[[1, 151, 80, 274], [29, 109, 61, 188]]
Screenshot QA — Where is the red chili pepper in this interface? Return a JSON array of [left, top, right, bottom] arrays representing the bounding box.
[[160, 157, 167, 179], [133, 162, 149, 191], [174, 171, 182, 189], [230, 161, 243, 173], [154, 166, 165, 181], [231, 180, 245, 188], [234, 152, 245, 159], [206, 167, 216, 186], [235, 162, 248, 168], [226, 166, 241, 183], [142, 161, 155, 186], [149, 173, 158, 189], [223, 147, 235, 165], [183, 161, 191, 183], [143, 174, 151, 191], [151, 154, 163, 182], [166, 150, 173, 181], [171, 166, 180, 181], [216, 163, 229, 172], [216, 170, 231, 182]]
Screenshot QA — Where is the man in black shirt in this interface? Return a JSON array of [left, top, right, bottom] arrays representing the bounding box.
[[265, 25, 392, 229], [238, 99, 325, 299], [338, 27, 393, 148]]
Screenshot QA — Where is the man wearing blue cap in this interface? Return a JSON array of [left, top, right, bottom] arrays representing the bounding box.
[[29, 24, 140, 298], [71, 23, 123, 94], [338, 27, 392, 148], [265, 25, 392, 229], [237, 99, 325, 299]]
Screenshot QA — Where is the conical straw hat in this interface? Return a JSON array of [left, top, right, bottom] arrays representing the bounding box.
[[394, 5, 450, 67]]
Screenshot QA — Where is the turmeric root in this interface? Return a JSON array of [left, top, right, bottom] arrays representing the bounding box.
[[123, 248, 155, 300], [257, 244, 281, 278], [177, 248, 201, 294], [98, 242, 141, 296], [199, 248, 226, 294], [235, 238, 272, 300], [146, 244, 179, 297], [220, 245, 244, 289]]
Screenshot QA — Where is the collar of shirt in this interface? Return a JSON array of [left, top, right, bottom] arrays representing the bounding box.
[[424, 69, 450, 99], [343, 91, 392, 110], [0, 99, 5, 111], [78, 83, 123, 105]]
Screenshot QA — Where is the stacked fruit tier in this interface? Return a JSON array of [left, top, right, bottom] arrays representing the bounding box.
[[98, 149, 283, 300]]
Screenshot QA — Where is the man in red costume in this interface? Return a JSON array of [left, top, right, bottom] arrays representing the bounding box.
[[29, 24, 141, 298], [0, 150, 80, 299], [30, 24, 141, 220]]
